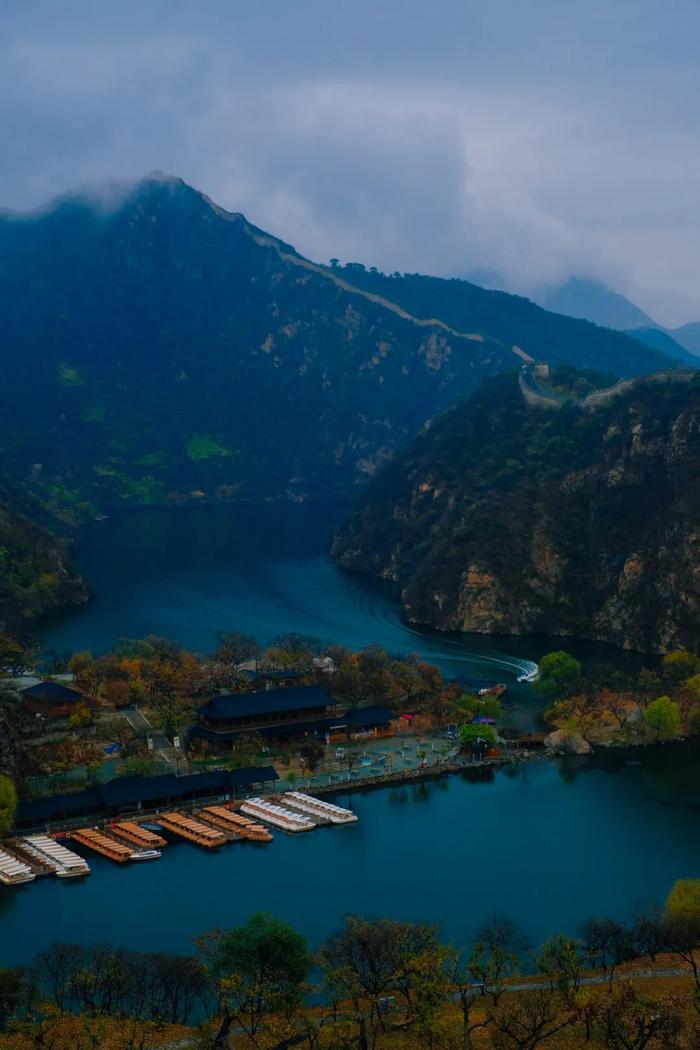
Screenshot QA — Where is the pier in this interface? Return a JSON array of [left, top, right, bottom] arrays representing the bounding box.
[[69, 829, 136, 863], [200, 805, 273, 842], [241, 798, 315, 833], [21, 836, 90, 877], [283, 791, 357, 825], [158, 812, 228, 848], [109, 822, 167, 850], [5, 841, 55, 877], [0, 846, 35, 886]]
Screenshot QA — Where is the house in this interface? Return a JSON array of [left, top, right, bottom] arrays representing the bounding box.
[[191, 684, 338, 751], [190, 685, 396, 753], [21, 680, 84, 719]]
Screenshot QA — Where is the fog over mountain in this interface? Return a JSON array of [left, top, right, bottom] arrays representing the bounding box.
[[1, 0, 699, 326]]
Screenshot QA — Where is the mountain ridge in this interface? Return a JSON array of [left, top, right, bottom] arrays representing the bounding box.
[[0, 174, 677, 512], [332, 368, 700, 653]]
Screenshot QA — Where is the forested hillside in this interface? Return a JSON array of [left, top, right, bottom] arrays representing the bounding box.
[[332, 370, 700, 652], [330, 264, 678, 374], [0, 476, 87, 637], [0, 175, 675, 509]]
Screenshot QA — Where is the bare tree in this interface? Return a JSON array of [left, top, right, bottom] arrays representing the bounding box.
[[470, 915, 528, 1005], [486, 988, 573, 1050], [580, 918, 635, 990]]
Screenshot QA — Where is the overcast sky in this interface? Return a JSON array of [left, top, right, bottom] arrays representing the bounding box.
[[1, 0, 699, 325]]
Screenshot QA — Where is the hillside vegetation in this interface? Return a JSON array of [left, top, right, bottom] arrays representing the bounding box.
[[0, 175, 675, 509], [332, 370, 700, 652], [0, 475, 87, 637]]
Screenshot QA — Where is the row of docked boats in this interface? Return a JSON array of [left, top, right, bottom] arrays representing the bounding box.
[[240, 792, 357, 832], [69, 827, 162, 863], [18, 835, 91, 878], [0, 793, 358, 887], [200, 805, 273, 842], [241, 798, 316, 832], [283, 791, 359, 825], [0, 846, 36, 885]]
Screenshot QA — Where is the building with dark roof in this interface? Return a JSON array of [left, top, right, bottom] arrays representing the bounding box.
[[196, 685, 338, 747], [15, 788, 104, 829], [190, 694, 397, 752], [15, 766, 279, 831], [343, 705, 394, 729], [21, 680, 84, 718]]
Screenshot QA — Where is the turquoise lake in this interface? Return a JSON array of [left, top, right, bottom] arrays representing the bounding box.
[[1, 500, 693, 965]]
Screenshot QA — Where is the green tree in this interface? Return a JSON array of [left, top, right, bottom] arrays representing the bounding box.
[[459, 723, 497, 750], [663, 879, 700, 987], [457, 693, 502, 721], [68, 703, 93, 729], [661, 650, 700, 684], [0, 775, 17, 837], [535, 651, 582, 700], [643, 695, 682, 742], [665, 878, 700, 923], [209, 912, 311, 1043], [536, 934, 583, 996]]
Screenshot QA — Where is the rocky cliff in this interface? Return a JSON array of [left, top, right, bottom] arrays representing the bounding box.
[[332, 371, 700, 652]]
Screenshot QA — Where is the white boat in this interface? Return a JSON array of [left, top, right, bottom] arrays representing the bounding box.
[[130, 849, 162, 861], [22, 836, 90, 878], [241, 798, 315, 833], [0, 847, 36, 886], [517, 668, 540, 683], [283, 791, 358, 825]]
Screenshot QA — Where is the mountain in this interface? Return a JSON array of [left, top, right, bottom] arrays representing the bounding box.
[[330, 263, 672, 376], [539, 277, 656, 330], [538, 276, 700, 364], [672, 321, 700, 357], [626, 326, 697, 365], [0, 476, 87, 637], [0, 175, 677, 509], [332, 369, 700, 653]]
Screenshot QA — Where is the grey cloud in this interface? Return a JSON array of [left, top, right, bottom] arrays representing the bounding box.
[[0, 0, 699, 325]]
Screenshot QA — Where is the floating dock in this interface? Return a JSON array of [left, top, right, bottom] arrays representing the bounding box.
[[21, 836, 90, 877], [0, 845, 36, 886], [109, 822, 167, 850], [68, 828, 140, 863], [5, 841, 55, 877], [240, 798, 315, 833], [283, 791, 358, 825], [200, 805, 273, 842], [158, 812, 227, 848]]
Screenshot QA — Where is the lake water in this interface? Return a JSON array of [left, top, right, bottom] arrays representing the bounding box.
[[8, 501, 690, 964], [39, 501, 643, 728], [2, 741, 700, 965]]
